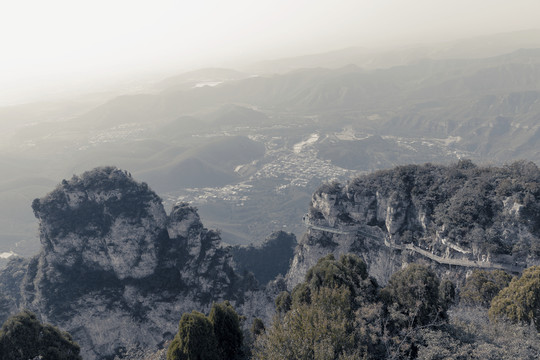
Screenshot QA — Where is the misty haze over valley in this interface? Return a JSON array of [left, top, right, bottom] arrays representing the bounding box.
[[2, 29, 540, 260]]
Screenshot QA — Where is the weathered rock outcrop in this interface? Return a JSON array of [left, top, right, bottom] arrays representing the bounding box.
[[0, 167, 267, 360], [287, 161, 540, 288]]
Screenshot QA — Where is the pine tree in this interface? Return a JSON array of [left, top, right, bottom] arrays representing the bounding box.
[[167, 311, 219, 360], [208, 301, 243, 359]]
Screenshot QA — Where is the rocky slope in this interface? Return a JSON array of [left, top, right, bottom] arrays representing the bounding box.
[[0, 167, 270, 359], [287, 160, 540, 288]]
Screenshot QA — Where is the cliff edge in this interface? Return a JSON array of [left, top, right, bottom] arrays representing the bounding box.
[[287, 160, 540, 288]]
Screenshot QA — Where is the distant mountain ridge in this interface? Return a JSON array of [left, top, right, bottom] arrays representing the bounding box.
[[245, 29, 540, 74], [65, 46, 540, 128]]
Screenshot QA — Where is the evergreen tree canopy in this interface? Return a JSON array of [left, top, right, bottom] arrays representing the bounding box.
[[251, 318, 265, 337], [254, 254, 384, 359], [489, 265, 540, 330], [0, 310, 81, 360], [274, 291, 292, 314], [438, 278, 456, 309], [291, 253, 376, 309], [167, 311, 218, 360], [168, 302, 244, 360], [382, 264, 446, 327], [208, 301, 243, 360], [460, 269, 512, 307]]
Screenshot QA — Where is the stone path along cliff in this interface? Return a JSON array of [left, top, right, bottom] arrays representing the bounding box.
[[302, 214, 523, 273]]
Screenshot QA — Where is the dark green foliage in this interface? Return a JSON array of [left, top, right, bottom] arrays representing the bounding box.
[[251, 318, 265, 337], [259, 256, 457, 359], [256, 253, 539, 359], [168, 302, 245, 360], [292, 253, 373, 308], [167, 311, 219, 360], [0, 310, 81, 360], [460, 269, 512, 307], [435, 179, 498, 242], [274, 291, 291, 314], [230, 231, 297, 285], [382, 264, 445, 327], [208, 301, 243, 360], [255, 254, 384, 359], [438, 279, 456, 309], [489, 265, 540, 330], [255, 286, 362, 359]]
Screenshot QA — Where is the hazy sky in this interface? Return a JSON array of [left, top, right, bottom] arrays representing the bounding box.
[[1, 0, 540, 105]]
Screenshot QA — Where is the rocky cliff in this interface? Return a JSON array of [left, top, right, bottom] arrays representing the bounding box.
[[287, 160, 540, 288], [231, 231, 296, 285], [5, 161, 540, 358], [0, 167, 269, 359]]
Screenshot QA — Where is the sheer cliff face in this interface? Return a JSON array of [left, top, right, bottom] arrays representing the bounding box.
[[288, 162, 540, 288], [0, 167, 258, 360]]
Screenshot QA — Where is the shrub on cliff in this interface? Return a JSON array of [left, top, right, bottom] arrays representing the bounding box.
[[254, 254, 384, 359], [0, 310, 81, 360], [255, 257, 457, 359], [168, 301, 244, 360], [489, 265, 540, 330]]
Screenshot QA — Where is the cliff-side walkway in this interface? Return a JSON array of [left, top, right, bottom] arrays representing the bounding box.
[[302, 215, 523, 273]]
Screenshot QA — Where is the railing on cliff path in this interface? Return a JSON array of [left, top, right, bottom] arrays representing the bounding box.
[[302, 214, 523, 273]]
